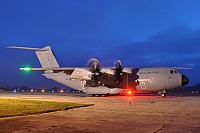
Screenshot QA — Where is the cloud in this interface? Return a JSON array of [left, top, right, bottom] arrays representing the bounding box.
[[99, 26, 200, 67]]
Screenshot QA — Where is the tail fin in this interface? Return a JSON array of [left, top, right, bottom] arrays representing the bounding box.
[[8, 46, 60, 68]]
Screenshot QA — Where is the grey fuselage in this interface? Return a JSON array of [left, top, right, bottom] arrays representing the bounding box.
[[44, 67, 189, 94]]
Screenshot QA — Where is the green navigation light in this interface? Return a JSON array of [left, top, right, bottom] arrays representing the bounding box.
[[24, 68, 31, 71]]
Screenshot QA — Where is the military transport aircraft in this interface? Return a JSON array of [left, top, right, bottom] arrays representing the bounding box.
[[8, 46, 189, 97]]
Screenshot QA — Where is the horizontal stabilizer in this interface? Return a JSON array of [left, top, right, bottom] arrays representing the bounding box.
[[7, 46, 49, 51]]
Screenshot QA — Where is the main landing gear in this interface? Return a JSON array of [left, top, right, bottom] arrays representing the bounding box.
[[87, 93, 116, 97], [158, 90, 167, 98]]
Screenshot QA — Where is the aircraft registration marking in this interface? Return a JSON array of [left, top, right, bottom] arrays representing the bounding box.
[[140, 82, 146, 89]]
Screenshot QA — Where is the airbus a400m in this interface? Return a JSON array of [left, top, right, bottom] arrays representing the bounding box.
[[8, 46, 189, 98]]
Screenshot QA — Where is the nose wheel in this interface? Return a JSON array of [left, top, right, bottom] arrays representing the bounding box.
[[161, 93, 166, 98], [158, 90, 167, 98]]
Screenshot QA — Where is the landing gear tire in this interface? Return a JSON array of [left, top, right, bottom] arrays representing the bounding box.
[[89, 94, 94, 97], [161, 93, 166, 98], [88, 94, 109, 97]]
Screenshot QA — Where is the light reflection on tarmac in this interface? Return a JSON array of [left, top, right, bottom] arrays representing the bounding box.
[[0, 92, 200, 133]]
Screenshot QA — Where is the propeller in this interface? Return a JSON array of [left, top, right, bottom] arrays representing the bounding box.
[[114, 60, 124, 84], [86, 58, 126, 87], [86, 58, 101, 86], [86, 58, 101, 75], [114, 60, 123, 72]]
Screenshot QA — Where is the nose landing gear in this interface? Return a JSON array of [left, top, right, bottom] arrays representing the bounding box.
[[158, 90, 167, 98], [160, 93, 166, 98]]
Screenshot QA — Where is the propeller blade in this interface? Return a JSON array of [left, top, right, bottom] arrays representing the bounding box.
[[86, 58, 101, 72]]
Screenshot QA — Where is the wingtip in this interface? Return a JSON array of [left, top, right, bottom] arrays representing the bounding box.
[[6, 46, 50, 51], [7, 46, 15, 48], [172, 67, 193, 70]]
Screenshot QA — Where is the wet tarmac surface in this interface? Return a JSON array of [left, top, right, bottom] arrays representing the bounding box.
[[0, 92, 200, 133]]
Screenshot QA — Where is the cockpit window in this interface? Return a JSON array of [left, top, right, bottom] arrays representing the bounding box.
[[170, 70, 174, 74], [170, 69, 179, 74], [174, 70, 179, 74]]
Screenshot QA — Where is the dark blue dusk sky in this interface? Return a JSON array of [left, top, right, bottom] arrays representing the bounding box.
[[0, 0, 200, 89]]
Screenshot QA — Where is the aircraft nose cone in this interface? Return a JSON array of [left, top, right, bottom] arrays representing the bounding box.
[[182, 74, 189, 86]]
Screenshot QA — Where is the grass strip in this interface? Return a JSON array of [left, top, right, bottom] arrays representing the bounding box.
[[0, 98, 93, 118]]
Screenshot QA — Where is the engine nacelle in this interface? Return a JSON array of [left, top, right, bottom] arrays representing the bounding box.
[[71, 68, 92, 80], [100, 68, 115, 75]]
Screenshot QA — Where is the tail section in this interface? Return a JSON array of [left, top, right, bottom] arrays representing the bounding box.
[[35, 46, 59, 68], [7, 46, 59, 68]]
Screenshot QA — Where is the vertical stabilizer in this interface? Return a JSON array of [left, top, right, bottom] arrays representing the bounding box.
[[7, 46, 60, 68], [36, 46, 59, 68]]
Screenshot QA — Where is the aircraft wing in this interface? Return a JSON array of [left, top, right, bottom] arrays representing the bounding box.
[[20, 67, 76, 75], [171, 67, 193, 70], [20, 66, 133, 81], [20, 67, 75, 71], [20, 67, 133, 74]]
